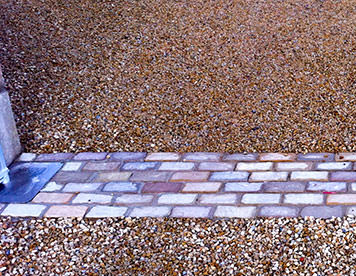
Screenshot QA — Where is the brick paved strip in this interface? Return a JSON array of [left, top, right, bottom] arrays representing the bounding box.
[[170, 172, 209, 182], [171, 206, 211, 218], [53, 172, 94, 183], [73, 152, 108, 161], [83, 162, 120, 171], [103, 182, 140, 192], [158, 194, 197, 205], [259, 206, 299, 217], [122, 162, 159, 170], [284, 194, 324, 205], [116, 195, 154, 204], [45, 205, 88, 218], [159, 162, 195, 171], [290, 171, 328, 181], [236, 162, 273, 171], [199, 194, 238, 204], [223, 153, 257, 161], [86, 206, 127, 217], [330, 172, 356, 181], [72, 193, 112, 204], [224, 182, 262, 192], [297, 153, 334, 161], [327, 194, 356, 205], [300, 206, 343, 218], [315, 162, 352, 170], [210, 171, 249, 181], [141, 183, 182, 193], [183, 153, 222, 161], [275, 162, 312, 171], [63, 183, 102, 192], [214, 206, 256, 218], [198, 162, 235, 171], [263, 182, 305, 192], [241, 194, 280, 204], [130, 171, 170, 182], [259, 153, 296, 161], [36, 153, 74, 161], [307, 182, 346, 192], [1, 204, 46, 217], [32, 193, 74, 204], [145, 153, 180, 161], [335, 153, 356, 161], [250, 172, 288, 182], [129, 207, 171, 217], [111, 152, 146, 161], [182, 182, 221, 192], [61, 162, 83, 171]]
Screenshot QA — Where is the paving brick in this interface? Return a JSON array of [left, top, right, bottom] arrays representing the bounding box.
[[275, 162, 312, 171], [171, 206, 211, 218], [335, 153, 356, 161], [0, 204, 5, 212], [73, 152, 108, 161], [130, 171, 170, 182], [327, 194, 356, 205], [145, 153, 181, 161], [250, 172, 288, 182], [122, 162, 159, 170], [130, 206, 171, 217], [259, 206, 299, 217], [236, 162, 273, 171], [214, 206, 256, 218], [116, 194, 154, 204], [42, 182, 63, 192], [86, 206, 127, 217], [158, 194, 197, 204], [63, 183, 102, 192], [170, 172, 209, 182], [103, 182, 141, 192], [72, 193, 112, 204], [346, 206, 356, 216], [32, 192, 74, 203], [223, 153, 257, 161], [263, 182, 305, 192], [210, 171, 249, 181], [45, 205, 88, 218], [111, 152, 146, 161], [199, 194, 237, 204], [61, 162, 83, 171], [182, 182, 221, 192], [183, 152, 222, 161], [36, 153, 74, 161], [351, 183, 356, 191], [290, 171, 328, 181], [53, 172, 94, 183], [159, 162, 195, 171], [241, 194, 280, 204], [1, 204, 46, 217], [301, 206, 343, 218], [297, 153, 334, 161], [259, 153, 296, 161], [330, 172, 356, 182], [224, 182, 262, 192], [284, 194, 324, 204], [83, 162, 120, 171], [307, 182, 346, 192], [95, 172, 132, 182], [17, 153, 36, 162], [198, 162, 235, 171], [141, 182, 182, 193], [315, 162, 352, 170]]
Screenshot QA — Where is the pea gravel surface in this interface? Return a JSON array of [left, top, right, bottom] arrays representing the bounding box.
[[0, 0, 355, 153], [0, 216, 355, 275]]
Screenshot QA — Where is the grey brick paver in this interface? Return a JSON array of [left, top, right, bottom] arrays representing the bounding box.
[[171, 206, 211, 218], [95, 172, 132, 182], [284, 194, 324, 205], [17, 153, 37, 162], [122, 162, 159, 170], [199, 194, 238, 204], [42, 182, 63, 192], [131, 171, 170, 182], [183, 152, 222, 161], [198, 162, 235, 171], [61, 162, 82, 171], [264, 182, 305, 192], [159, 162, 195, 171], [182, 182, 221, 192], [307, 182, 346, 192], [250, 172, 288, 182], [83, 162, 120, 171], [116, 194, 154, 204], [145, 153, 181, 161], [241, 194, 280, 204], [53, 172, 94, 183], [36, 153, 74, 161], [73, 152, 108, 161], [315, 162, 352, 170], [259, 206, 299, 217], [2, 204, 46, 217], [290, 171, 328, 181], [111, 152, 146, 161], [103, 182, 141, 192], [301, 206, 343, 218], [86, 206, 128, 217], [225, 182, 262, 192], [158, 194, 197, 205], [63, 183, 102, 192], [45, 205, 88, 218], [223, 153, 257, 161], [129, 206, 171, 217], [236, 162, 273, 171], [72, 193, 112, 204], [210, 171, 249, 181], [297, 153, 334, 161], [330, 172, 356, 182], [214, 206, 256, 218]]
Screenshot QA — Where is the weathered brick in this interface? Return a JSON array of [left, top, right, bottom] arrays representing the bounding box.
[[301, 206, 343, 218], [335, 153, 356, 161], [224, 182, 262, 192], [116, 194, 154, 204], [259, 206, 299, 217], [103, 182, 140, 192], [1, 204, 46, 217], [259, 153, 296, 161], [86, 206, 127, 217], [183, 152, 222, 161], [210, 171, 249, 181], [17, 153, 36, 162], [315, 162, 352, 170], [241, 194, 280, 204], [330, 172, 356, 182], [122, 162, 158, 170], [284, 194, 324, 204], [158, 194, 197, 204], [250, 172, 288, 182], [130, 171, 170, 182], [53, 172, 93, 183], [73, 152, 108, 161], [170, 172, 209, 182], [198, 162, 235, 171], [297, 153, 334, 161], [327, 194, 356, 205], [182, 182, 221, 192], [307, 182, 346, 192], [42, 182, 63, 192], [199, 194, 237, 204], [159, 162, 195, 171], [63, 183, 102, 192], [145, 153, 181, 161], [111, 152, 146, 161], [236, 162, 273, 171], [45, 205, 88, 218], [36, 153, 74, 161], [130, 206, 171, 217], [171, 207, 211, 218], [61, 162, 83, 171], [72, 193, 112, 204], [346, 206, 356, 216], [83, 162, 120, 171], [223, 153, 257, 161], [32, 192, 74, 204], [276, 162, 312, 171], [214, 206, 256, 218], [95, 172, 131, 182], [141, 183, 182, 193], [263, 182, 305, 192], [290, 171, 328, 181]]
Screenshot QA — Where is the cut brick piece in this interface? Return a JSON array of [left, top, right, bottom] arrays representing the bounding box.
[[335, 153, 356, 161], [250, 172, 288, 182], [346, 206, 356, 216], [17, 153, 36, 162], [241, 194, 280, 204], [307, 182, 346, 192], [330, 172, 356, 182], [145, 153, 181, 161], [83, 162, 120, 171], [275, 162, 312, 171], [259, 206, 299, 217], [122, 162, 158, 170], [297, 153, 334, 162], [170, 172, 209, 182], [111, 152, 146, 161], [141, 182, 182, 193], [301, 206, 343, 218], [327, 194, 356, 205], [263, 182, 305, 192], [210, 171, 249, 181], [63, 183, 102, 192], [171, 207, 211, 218], [182, 182, 221, 192], [351, 183, 356, 191], [236, 162, 273, 171], [131, 171, 170, 182], [95, 172, 132, 182], [284, 194, 324, 205], [315, 162, 352, 170], [290, 171, 328, 181], [53, 172, 93, 183], [86, 206, 127, 217], [223, 153, 257, 161], [225, 182, 262, 192], [158, 194, 197, 205], [214, 206, 256, 218], [42, 182, 63, 192], [103, 182, 140, 192], [2, 204, 46, 217], [259, 153, 296, 161], [116, 194, 154, 204], [159, 162, 195, 171], [36, 153, 74, 161], [198, 162, 235, 171], [130, 206, 171, 217], [45, 205, 88, 218], [61, 162, 82, 171], [72, 193, 112, 204], [199, 194, 237, 204], [73, 152, 108, 161], [183, 152, 222, 161], [32, 192, 74, 204]]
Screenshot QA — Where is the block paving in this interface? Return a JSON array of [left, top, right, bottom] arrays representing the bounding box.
[[1, 152, 356, 218]]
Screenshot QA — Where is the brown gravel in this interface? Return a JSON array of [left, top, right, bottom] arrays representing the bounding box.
[[0, 0, 355, 153]]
